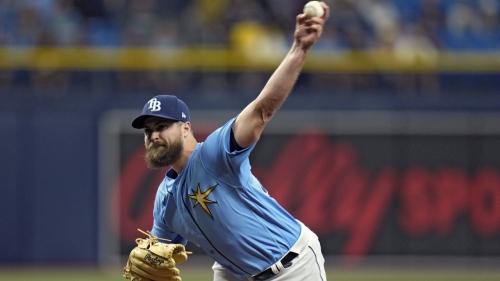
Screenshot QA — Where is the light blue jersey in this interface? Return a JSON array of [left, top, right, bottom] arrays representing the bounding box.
[[151, 118, 301, 279]]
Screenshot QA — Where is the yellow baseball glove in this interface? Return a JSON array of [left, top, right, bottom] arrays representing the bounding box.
[[123, 229, 191, 281]]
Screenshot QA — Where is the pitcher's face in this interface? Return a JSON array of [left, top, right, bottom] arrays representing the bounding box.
[[143, 117, 184, 169]]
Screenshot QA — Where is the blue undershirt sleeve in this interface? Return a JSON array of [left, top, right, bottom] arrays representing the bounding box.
[[229, 128, 244, 152]]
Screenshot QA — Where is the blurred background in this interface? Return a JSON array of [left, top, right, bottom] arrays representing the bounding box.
[[1, 0, 500, 280]]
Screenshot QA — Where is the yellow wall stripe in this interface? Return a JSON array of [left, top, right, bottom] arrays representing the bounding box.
[[0, 47, 499, 72]]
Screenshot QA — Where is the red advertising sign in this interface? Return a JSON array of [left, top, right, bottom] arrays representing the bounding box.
[[99, 111, 500, 261]]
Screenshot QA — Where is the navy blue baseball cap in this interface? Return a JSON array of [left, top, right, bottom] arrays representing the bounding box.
[[132, 95, 190, 129]]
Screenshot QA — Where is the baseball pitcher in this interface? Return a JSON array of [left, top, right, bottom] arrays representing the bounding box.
[[123, 2, 330, 280]]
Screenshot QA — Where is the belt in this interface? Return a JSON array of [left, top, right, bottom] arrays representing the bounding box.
[[253, 252, 298, 281]]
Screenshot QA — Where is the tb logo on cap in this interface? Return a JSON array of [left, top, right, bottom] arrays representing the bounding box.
[[147, 98, 161, 112]]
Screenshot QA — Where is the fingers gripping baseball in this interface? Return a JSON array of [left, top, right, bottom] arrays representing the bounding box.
[[295, 1, 329, 51], [123, 229, 192, 281]]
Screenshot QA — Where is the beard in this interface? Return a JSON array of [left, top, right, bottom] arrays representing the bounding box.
[[145, 137, 183, 169]]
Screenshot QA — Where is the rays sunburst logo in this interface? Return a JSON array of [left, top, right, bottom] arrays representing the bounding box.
[[188, 183, 218, 217]]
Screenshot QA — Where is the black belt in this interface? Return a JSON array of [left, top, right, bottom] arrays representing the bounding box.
[[253, 252, 298, 281]]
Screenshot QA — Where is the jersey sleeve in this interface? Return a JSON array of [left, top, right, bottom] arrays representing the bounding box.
[[151, 217, 188, 245], [200, 117, 256, 186], [151, 182, 188, 245]]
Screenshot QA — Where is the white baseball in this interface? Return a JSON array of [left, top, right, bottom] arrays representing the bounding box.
[[303, 1, 324, 18]]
